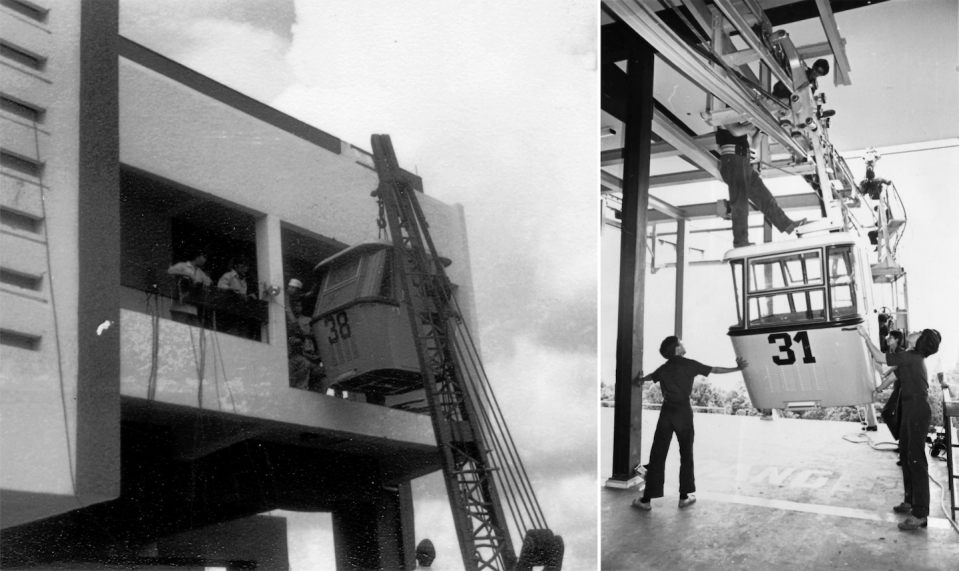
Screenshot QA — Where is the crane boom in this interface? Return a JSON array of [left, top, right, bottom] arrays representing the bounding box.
[[370, 134, 519, 570]]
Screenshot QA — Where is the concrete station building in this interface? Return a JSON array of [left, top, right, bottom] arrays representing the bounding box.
[[1, 1, 478, 568]]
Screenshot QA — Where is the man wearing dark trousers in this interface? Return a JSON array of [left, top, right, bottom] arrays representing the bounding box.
[[717, 122, 805, 247], [858, 325, 942, 531], [631, 336, 748, 510]]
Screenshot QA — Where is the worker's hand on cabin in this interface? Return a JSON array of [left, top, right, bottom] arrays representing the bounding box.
[[855, 325, 869, 339], [735, 357, 749, 370], [632, 372, 644, 386]]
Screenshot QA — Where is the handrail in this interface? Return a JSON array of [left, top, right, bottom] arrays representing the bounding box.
[[639, 402, 727, 414], [940, 375, 957, 523]]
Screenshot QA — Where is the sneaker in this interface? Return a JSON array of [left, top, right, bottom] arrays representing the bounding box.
[[760, 414, 773, 421], [892, 502, 912, 514], [631, 498, 651, 511], [864, 426, 878, 432], [733, 241, 755, 248], [785, 218, 808, 234], [678, 495, 697, 509], [898, 515, 927, 531]]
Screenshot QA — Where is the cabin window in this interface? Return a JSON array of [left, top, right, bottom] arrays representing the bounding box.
[[748, 289, 826, 326], [326, 258, 361, 291], [729, 260, 744, 327], [376, 251, 394, 299], [747, 250, 822, 293], [827, 245, 858, 319]]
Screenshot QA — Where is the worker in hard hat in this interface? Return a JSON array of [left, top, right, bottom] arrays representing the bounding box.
[[630, 336, 748, 510]]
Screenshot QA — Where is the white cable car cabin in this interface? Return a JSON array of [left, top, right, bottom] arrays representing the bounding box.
[[310, 241, 449, 410], [724, 232, 879, 412]]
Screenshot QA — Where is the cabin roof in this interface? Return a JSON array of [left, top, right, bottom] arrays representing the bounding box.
[[722, 231, 867, 261], [313, 240, 393, 272]]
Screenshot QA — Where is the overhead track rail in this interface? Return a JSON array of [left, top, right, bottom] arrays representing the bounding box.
[[605, 0, 809, 158]]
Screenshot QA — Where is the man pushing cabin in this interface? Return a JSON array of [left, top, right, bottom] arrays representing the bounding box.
[[631, 336, 748, 510]]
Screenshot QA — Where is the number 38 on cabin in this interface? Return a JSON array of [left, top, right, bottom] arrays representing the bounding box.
[[724, 233, 879, 411]]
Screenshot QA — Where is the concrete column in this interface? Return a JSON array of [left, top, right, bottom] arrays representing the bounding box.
[[608, 34, 654, 486], [332, 483, 415, 570], [76, 0, 121, 507], [256, 214, 286, 352]]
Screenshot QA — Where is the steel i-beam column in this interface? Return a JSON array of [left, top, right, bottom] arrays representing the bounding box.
[[674, 219, 686, 339], [608, 34, 655, 486]]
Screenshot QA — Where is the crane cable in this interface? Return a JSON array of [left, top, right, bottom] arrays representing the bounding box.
[[448, 314, 547, 536], [444, 284, 549, 538]]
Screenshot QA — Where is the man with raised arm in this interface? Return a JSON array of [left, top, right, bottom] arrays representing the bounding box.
[[631, 336, 748, 510]]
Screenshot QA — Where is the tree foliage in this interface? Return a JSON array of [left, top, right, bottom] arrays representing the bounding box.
[[600, 373, 959, 430]]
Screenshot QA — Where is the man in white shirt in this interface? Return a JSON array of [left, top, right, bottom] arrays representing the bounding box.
[[217, 258, 250, 296], [167, 252, 212, 325]]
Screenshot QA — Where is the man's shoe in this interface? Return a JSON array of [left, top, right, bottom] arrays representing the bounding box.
[[733, 242, 755, 248], [892, 502, 912, 514], [678, 495, 696, 509], [760, 413, 773, 421], [631, 498, 651, 511], [865, 426, 878, 432], [898, 515, 927, 530], [785, 218, 808, 234]]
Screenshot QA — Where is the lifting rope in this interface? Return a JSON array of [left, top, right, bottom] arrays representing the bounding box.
[[447, 303, 549, 535]]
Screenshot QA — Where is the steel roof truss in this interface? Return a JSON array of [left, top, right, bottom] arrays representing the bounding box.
[[713, 0, 792, 89], [814, 0, 852, 86], [652, 109, 721, 179], [605, 0, 808, 158]]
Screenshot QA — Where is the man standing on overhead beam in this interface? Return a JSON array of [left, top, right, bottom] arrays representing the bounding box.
[[717, 121, 806, 248]]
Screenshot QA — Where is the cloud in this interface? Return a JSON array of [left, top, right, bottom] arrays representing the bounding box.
[[120, 1, 296, 102], [484, 336, 596, 474]]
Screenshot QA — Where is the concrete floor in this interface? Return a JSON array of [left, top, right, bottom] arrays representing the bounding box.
[[601, 409, 959, 570]]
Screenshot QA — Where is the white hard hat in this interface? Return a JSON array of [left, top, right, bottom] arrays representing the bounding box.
[[288, 278, 303, 289]]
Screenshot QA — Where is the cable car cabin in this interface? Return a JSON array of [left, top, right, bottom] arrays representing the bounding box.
[[724, 232, 879, 411], [310, 241, 432, 410]]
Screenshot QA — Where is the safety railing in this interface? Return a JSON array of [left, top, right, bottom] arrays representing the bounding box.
[[640, 403, 727, 414], [940, 375, 958, 523]]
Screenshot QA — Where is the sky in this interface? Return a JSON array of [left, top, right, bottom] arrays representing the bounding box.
[[601, 0, 959, 396], [119, 0, 598, 569]]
